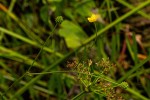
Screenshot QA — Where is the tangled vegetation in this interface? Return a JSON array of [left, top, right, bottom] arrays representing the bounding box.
[[0, 0, 150, 100]]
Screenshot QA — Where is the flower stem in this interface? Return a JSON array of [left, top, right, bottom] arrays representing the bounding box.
[[2, 23, 58, 98], [71, 91, 86, 100]]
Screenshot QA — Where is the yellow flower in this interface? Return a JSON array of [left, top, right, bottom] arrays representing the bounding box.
[[87, 14, 99, 23]]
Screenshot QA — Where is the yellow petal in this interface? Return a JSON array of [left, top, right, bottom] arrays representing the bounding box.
[[87, 14, 99, 23]]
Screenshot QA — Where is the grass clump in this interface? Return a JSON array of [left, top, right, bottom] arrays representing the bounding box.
[[0, 0, 150, 100]]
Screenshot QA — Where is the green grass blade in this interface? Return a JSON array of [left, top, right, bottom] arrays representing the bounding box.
[[132, 33, 139, 64], [0, 27, 63, 58], [3, 8, 43, 43], [117, 0, 150, 19], [83, 0, 150, 45], [0, 46, 44, 69], [10, 47, 80, 99], [117, 55, 150, 83], [126, 36, 135, 61], [10, 0, 150, 99], [126, 88, 149, 100]]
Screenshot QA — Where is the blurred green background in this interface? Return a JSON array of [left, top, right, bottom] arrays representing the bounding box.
[[0, 0, 150, 100]]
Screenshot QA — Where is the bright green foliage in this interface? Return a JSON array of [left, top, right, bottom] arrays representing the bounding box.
[[0, 0, 150, 100], [59, 20, 87, 48]]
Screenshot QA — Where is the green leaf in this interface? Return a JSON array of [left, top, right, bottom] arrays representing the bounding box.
[[59, 20, 87, 48]]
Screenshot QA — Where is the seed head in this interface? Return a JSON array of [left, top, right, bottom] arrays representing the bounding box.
[[55, 16, 63, 24]]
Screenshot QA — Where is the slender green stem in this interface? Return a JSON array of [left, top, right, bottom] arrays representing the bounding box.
[[129, 68, 150, 79], [117, 55, 150, 83], [0, 27, 63, 57], [28, 71, 73, 75], [126, 88, 149, 100], [94, 22, 98, 43], [71, 91, 86, 100], [126, 36, 135, 61], [28, 71, 118, 86], [8, 0, 16, 12], [3, 6, 43, 43], [28, 71, 126, 89], [0, 46, 44, 69], [83, 0, 150, 45], [2, 24, 58, 98], [88, 22, 98, 52], [2, 73, 27, 98], [27, 24, 57, 71], [106, 0, 112, 22], [116, 0, 150, 19], [3, 74, 55, 95], [11, 47, 81, 99], [10, 1, 150, 99], [12, 57, 150, 100]]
